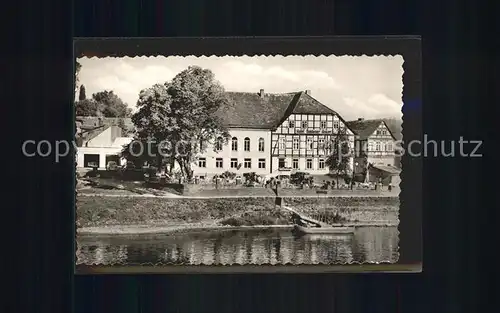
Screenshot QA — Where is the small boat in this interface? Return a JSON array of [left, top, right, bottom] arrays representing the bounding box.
[[293, 224, 355, 235]]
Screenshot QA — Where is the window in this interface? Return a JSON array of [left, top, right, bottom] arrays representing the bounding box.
[[368, 142, 374, 151], [215, 137, 223, 151], [198, 157, 206, 168], [216, 158, 223, 168], [307, 138, 313, 150], [387, 143, 393, 151], [318, 138, 325, 149], [231, 137, 238, 151], [244, 158, 252, 168], [244, 137, 250, 151], [279, 138, 286, 149], [306, 159, 313, 169], [288, 121, 295, 128], [319, 159, 325, 169], [199, 140, 206, 151], [301, 121, 308, 129], [293, 138, 299, 150], [320, 121, 327, 129], [292, 159, 299, 169], [380, 143, 385, 151], [230, 158, 238, 168], [258, 159, 266, 169], [278, 158, 286, 168], [376, 142, 381, 151], [258, 138, 265, 152], [333, 121, 339, 129]]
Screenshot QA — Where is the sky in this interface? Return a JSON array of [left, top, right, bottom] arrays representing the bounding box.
[[77, 55, 404, 120]]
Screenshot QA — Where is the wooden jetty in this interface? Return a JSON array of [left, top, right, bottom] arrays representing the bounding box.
[[282, 206, 355, 235]]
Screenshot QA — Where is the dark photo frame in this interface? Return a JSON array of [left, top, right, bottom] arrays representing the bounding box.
[[73, 36, 421, 274]]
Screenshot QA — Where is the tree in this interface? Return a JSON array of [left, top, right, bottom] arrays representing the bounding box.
[[75, 61, 82, 95], [78, 85, 87, 100], [75, 99, 100, 116], [129, 66, 231, 180], [117, 118, 130, 135], [75, 61, 81, 84], [92, 91, 132, 118], [325, 126, 352, 188]]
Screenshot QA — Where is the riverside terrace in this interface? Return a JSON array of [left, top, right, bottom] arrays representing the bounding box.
[[76, 170, 400, 198]]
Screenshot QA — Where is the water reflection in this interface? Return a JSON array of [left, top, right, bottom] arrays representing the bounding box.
[[76, 227, 399, 265]]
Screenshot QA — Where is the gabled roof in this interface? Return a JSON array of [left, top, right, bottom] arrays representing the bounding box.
[[346, 119, 397, 140], [216, 91, 339, 129], [292, 93, 338, 115]]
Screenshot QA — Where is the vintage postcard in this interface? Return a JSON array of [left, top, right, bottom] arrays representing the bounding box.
[[74, 39, 418, 271]]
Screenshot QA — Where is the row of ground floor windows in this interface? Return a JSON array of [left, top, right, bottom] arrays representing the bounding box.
[[198, 158, 267, 169], [197, 157, 326, 171], [279, 158, 326, 170]]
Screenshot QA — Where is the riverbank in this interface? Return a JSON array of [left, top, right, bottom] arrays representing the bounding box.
[[77, 195, 399, 232], [77, 224, 294, 236]]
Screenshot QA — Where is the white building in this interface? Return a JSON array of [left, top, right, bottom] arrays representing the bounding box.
[[192, 89, 355, 178], [76, 125, 133, 170], [345, 118, 401, 185]]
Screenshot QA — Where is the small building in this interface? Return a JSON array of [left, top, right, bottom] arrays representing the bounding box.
[[76, 125, 133, 170], [367, 164, 401, 186], [346, 118, 400, 185]]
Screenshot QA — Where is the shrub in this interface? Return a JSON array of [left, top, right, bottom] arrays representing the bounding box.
[[221, 171, 237, 180], [243, 172, 259, 183], [290, 172, 312, 185]]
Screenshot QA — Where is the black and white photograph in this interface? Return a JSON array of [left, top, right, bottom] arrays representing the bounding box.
[[75, 53, 404, 267]]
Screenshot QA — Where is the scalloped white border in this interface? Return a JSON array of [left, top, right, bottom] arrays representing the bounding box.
[[75, 53, 404, 268]]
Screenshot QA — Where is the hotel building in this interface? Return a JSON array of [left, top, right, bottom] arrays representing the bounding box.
[[193, 89, 355, 179]]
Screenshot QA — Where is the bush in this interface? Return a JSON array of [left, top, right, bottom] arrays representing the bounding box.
[[243, 172, 259, 183], [290, 172, 312, 185], [221, 171, 237, 180]]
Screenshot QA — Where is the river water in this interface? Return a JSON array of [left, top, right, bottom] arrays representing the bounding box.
[[76, 227, 399, 265]]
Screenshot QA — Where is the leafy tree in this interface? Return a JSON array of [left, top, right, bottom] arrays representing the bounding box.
[[75, 99, 100, 116], [75, 61, 82, 94], [78, 85, 87, 100], [75, 61, 81, 83], [129, 66, 231, 180], [92, 91, 132, 118], [117, 118, 128, 134], [325, 126, 352, 188]]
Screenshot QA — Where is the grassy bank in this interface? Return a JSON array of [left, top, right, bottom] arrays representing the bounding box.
[[76, 195, 399, 231], [77, 196, 280, 228]]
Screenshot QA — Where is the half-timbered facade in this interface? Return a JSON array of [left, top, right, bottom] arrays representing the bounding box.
[[192, 89, 355, 178], [346, 118, 400, 184], [270, 97, 355, 174]]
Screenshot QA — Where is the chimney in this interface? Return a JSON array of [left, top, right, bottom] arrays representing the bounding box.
[[305, 89, 311, 95], [259, 89, 265, 98], [357, 118, 364, 121]]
